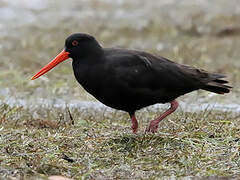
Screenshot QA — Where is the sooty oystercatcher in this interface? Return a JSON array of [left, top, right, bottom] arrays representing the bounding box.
[[31, 33, 231, 133]]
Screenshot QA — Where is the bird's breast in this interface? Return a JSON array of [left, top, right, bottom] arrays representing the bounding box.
[[72, 62, 105, 97]]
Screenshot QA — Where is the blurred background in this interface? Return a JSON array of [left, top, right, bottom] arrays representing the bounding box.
[[0, 0, 239, 113]]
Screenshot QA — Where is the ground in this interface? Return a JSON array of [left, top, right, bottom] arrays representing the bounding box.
[[1, 105, 240, 179]]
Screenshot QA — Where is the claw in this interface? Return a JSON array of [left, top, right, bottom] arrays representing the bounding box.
[[146, 122, 158, 133]]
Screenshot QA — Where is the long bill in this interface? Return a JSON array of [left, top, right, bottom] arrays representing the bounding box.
[[31, 49, 70, 80]]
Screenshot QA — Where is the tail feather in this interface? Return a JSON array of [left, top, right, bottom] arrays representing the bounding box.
[[177, 64, 232, 94], [213, 79, 229, 84], [201, 74, 232, 94]]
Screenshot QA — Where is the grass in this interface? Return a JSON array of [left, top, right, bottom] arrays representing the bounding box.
[[0, 104, 239, 179]]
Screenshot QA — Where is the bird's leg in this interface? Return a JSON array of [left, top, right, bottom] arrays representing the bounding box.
[[129, 113, 138, 133], [146, 100, 179, 133]]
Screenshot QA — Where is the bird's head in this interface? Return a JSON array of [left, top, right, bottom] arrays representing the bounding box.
[[31, 33, 101, 80]]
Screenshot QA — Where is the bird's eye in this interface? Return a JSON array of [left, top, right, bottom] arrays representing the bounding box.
[[72, 40, 79, 46]]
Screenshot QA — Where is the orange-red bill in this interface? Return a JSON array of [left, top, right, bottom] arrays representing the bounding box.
[[31, 49, 70, 80]]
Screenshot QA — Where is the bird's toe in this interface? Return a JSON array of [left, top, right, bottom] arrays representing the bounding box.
[[132, 126, 138, 134], [146, 124, 158, 133]]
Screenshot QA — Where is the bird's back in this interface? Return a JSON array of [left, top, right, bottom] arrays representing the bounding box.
[[72, 48, 231, 113], [96, 48, 231, 112]]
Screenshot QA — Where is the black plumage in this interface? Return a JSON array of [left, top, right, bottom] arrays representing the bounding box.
[[32, 33, 232, 133]]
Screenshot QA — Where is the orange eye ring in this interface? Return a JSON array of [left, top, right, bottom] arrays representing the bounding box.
[[72, 40, 79, 46]]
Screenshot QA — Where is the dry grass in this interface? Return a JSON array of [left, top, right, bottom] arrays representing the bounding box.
[[0, 104, 240, 179]]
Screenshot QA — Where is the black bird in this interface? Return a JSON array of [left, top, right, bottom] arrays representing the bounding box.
[[32, 33, 231, 133]]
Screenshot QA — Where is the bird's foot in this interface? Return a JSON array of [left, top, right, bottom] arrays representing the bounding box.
[[146, 121, 159, 133], [132, 126, 138, 134], [131, 114, 138, 134]]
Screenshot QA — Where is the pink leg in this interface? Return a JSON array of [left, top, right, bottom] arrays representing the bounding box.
[[131, 114, 138, 134], [146, 100, 179, 133]]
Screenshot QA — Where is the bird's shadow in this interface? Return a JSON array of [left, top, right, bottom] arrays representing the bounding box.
[[104, 133, 182, 154]]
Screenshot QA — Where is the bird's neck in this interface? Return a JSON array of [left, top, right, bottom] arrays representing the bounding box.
[[72, 52, 105, 97], [72, 49, 104, 81]]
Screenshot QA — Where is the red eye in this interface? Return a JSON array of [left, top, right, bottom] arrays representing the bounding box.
[[72, 40, 79, 46]]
